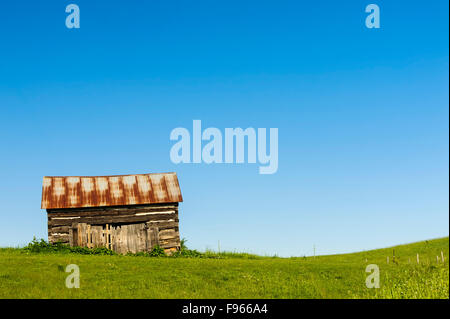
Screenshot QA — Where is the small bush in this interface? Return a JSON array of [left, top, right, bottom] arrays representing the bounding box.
[[23, 238, 67, 253], [148, 245, 166, 257], [23, 237, 116, 255]]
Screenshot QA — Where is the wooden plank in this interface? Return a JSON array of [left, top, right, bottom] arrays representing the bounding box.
[[47, 202, 178, 213], [159, 240, 180, 249], [101, 225, 105, 247], [71, 223, 79, 247], [77, 224, 82, 247], [112, 225, 120, 253], [50, 217, 82, 226], [88, 224, 92, 248], [50, 213, 177, 226], [111, 224, 117, 252], [159, 229, 178, 236], [78, 223, 87, 247], [135, 224, 141, 253], [125, 224, 131, 253], [134, 224, 140, 253], [90, 225, 95, 248], [148, 226, 160, 249], [50, 226, 70, 233], [49, 233, 70, 243], [105, 224, 109, 249], [97, 226, 103, 247], [143, 224, 148, 252], [119, 225, 125, 254], [118, 225, 124, 254], [92, 226, 97, 247], [68, 227, 73, 246], [134, 224, 138, 252], [133, 224, 140, 253], [122, 224, 128, 254], [146, 224, 152, 252], [127, 224, 134, 253], [92, 225, 101, 247], [159, 231, 180, 241], [112, 225, 118, 252], [146, 221, 179, 230], [129, 224, 135, 253], [109, 225, 113, 251], [47, 204, 179, 217], [138, 223, 147, 252]]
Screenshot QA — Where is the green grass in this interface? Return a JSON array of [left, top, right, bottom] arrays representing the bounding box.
[[0, 237, 448, 299]]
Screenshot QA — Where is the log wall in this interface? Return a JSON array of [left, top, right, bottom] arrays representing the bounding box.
[[47, 203, 180, 254]]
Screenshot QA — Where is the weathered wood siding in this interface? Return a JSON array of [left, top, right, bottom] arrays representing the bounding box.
[[47, 203, 180, 254]]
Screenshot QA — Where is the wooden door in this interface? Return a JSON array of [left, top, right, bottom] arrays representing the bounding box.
[[70, 222, 159, 254], [70, 223, 106, 248], [110, 223, 149, 254]]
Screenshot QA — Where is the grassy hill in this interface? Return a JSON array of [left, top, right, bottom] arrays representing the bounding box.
[[0, 237, 448, 299]]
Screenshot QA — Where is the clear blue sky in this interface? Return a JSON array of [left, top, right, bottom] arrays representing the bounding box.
[[0, 1, 448, 256]]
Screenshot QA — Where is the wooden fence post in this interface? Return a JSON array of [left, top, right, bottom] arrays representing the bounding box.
[[87, 224, 91, 248], [106, 223, 111, 249]]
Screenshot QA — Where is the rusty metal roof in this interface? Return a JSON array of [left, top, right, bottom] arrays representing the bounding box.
[[41, 172, 183, 209]]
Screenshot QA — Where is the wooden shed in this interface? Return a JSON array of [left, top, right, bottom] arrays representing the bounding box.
[[41, 172, 183, 254]]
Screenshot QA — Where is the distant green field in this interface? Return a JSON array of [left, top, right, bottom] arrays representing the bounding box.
[[0, 237, 448, 299]]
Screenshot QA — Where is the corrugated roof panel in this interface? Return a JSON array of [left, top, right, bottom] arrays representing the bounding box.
[[150, 174, 168, 203], [165, 173, 182, 203], [136, 175, 152, 204], [41, 172, 183, 209]]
